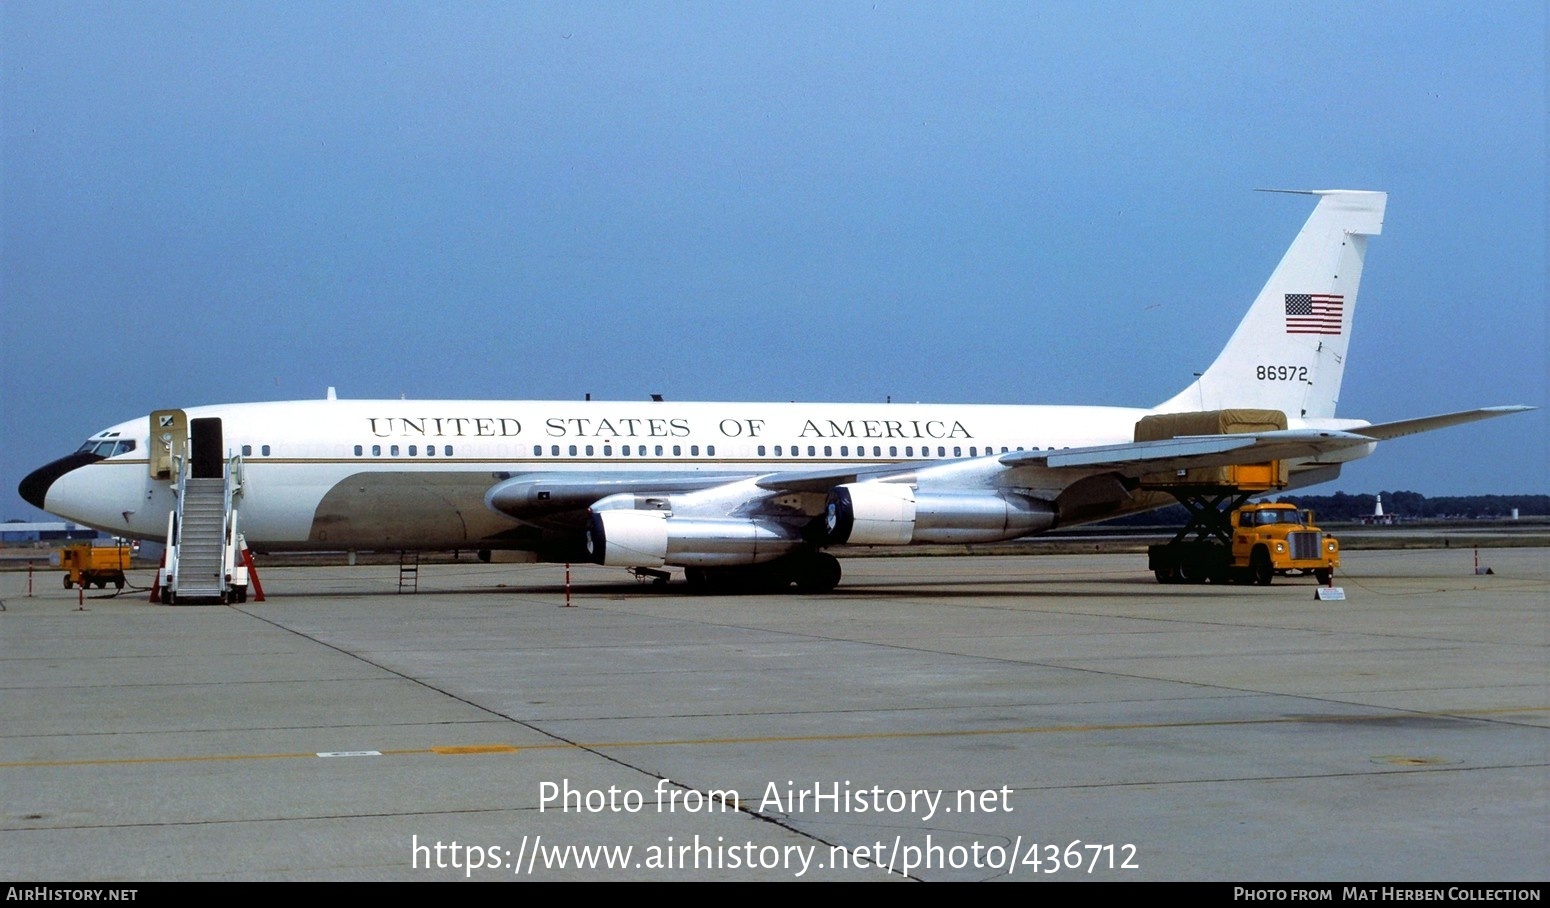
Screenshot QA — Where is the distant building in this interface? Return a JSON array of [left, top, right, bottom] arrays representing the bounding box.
[[0, 521, 105, 543]]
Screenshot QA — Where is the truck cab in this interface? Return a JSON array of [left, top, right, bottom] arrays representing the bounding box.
[[1229, 502, 1339, 585]]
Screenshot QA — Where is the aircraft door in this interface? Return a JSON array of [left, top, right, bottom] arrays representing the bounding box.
[[190, 418, 224, 479], [149, 410, 187, 479]]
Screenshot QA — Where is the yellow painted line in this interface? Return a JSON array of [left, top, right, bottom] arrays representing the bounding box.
[[2, 707, 1544, 770], [431, 744, 520, 755]]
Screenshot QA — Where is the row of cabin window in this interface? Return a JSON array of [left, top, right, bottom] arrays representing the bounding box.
[[335, 443, 1040, 459], [350, 443, 716, 457], [351, 444, 456, 457], [756, 444, 1015, 458]]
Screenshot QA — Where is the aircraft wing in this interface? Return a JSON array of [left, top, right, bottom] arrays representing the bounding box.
[[753, 462, 922, 493], [1353, 406, 1535, 441], [999, 429, 1378, 477], [511, 429, 1379, 521], [485, 407, 1531, 565], [751, 428, 1381, 495]]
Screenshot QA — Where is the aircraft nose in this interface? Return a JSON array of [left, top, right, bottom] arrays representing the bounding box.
[[18, 452, 103, 511]]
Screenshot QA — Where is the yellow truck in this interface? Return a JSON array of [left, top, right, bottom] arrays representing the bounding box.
[[56, 542, 131, 590], [1149, 502, 1339, 585]]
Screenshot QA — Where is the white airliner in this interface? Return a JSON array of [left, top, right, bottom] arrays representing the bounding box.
[[19, 190, 1530, 592]]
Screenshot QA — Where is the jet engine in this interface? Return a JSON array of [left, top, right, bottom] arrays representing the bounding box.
[[823, 483, 1056, 545], [586, 509, 801, 568]]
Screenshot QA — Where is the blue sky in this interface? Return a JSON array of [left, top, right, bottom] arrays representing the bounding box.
[[2, 2, 1545, 521]]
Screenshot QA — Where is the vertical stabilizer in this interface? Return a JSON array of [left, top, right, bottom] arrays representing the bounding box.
[[1155, 190, 1386, 419]]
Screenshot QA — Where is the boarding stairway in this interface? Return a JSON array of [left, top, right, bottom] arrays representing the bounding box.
[[162, 455, 249, 604]]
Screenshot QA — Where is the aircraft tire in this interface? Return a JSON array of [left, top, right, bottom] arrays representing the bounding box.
[[795, 552, 842, 594]]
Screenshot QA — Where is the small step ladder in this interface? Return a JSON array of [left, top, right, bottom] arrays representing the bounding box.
[[398, 551, 419, 593]]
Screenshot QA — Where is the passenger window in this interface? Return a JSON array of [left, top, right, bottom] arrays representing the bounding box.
[[532, 445, 541, 456], [444, 445, 453, 456], [603, 445, 613, 456], [390, 445, 399, 456], [706, 445, 714, 456], [906, 446, 914, 457], [690, 445, 700, 456], [242, 445, 252, 456], [655, 445, 663, 456], [569, 445, 578, 456], [774, 445, 783, 456], [585, 445, 594, 456], [354, 445, 363, 456], [807, 446, 815, 456], [889, 446, 897, 457], [551, 445, 560, 456], [426, 446, 435, 457], [758, 445, 766, 456], [372, 445, 382, 456], [673, 445, 681, 456]]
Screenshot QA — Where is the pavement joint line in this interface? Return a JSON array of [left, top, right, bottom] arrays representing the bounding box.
[[4, 707, 1544, 769]]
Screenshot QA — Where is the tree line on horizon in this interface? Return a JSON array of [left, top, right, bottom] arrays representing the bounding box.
[[1099, 492, 1547, 527]]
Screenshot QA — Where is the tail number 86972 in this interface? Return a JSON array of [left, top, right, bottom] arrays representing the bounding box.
[[1256, 365, 1308, 382]]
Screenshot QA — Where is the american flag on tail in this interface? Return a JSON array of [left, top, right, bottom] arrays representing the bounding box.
[[1285, 293, 1343, 335]]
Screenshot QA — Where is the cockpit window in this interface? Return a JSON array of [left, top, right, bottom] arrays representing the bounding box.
[[77, 439, 136, 457]]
